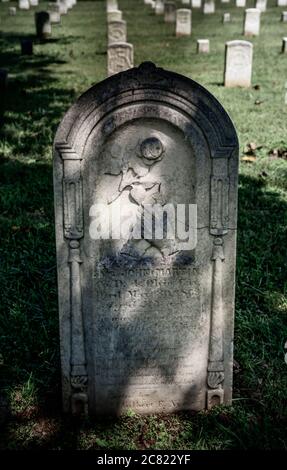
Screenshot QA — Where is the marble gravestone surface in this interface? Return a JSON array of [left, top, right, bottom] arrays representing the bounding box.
[[203, 0, 215, 14], [244, 8, 260, 36], [176, 9, 192, 36], [107, 10, 122, 22], [236, 0, 246, 7], [107, 42, 134, 76], [224, 40, 253, 87], [107, 0, 118, 11], [108, 20, 127, 45], [53, 62, 239, 416], [155, 0, 164, 15], [18, 0, 30, 10], [255, 0, 267, 12]]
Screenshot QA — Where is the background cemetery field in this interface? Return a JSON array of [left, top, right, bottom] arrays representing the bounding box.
[[0, 0, 287, 450]]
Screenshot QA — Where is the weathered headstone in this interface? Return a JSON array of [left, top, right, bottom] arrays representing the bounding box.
[[21, 38, 33, 55], [35, 12, 52, 39], [53, 61, 239, 416], [255, 0, 267, 12], [66, 0, 73, 10], [224, 40, 253, 87], [107, 10, 123, 22], [203, 0, 215, 14], [176, 9, 192, 36], [164, 2, 176, 23], [281, 11, 287, 22], [277, 0, 287, 5], [155, 0, 164, 14], [49, 10, 61, 24], [236, 0, 246, 6], [57, 1, 68, 15], [107, 0, 118, 11], [244, 8, 260, 36], [108, 20, 127, 45], [191, 0, 202, 6], [9, 6, 17, 14], [282, 37, 287, 53], [18, 0, 30, 10], [107, 42, 134, 76], [49, 2, 61, 12], [223, 12, 231, 22], [197, 39, 210, 53]]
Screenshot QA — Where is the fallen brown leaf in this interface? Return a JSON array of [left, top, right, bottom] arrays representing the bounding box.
[[241, 155, 256, 163]]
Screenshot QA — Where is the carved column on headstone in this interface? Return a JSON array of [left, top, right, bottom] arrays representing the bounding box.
[[207, 159, 229, 409], [56, 142, 88, 415]]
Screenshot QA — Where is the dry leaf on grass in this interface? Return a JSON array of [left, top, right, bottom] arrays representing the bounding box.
[[241, 155, 256, 163], [268, 148, 287, 160]]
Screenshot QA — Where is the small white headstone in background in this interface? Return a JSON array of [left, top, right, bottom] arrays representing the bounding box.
[[49, 10, 61, 24], [197, 39, 210, 53], [224, 40, 253, 87], [155, 0, 164, 14], [107, 42, 134, 76], [107, 10, 123, 22], [176, 9, 192, 36], [277, 0, 287, 5], [244, 8, 261, 36], [255, 0, 267, 12], [192, 0, 202, 6], [107, 0, 118, 11], [181, 0, 191, 5], [18, 0, 30, 10], [9, 6, 17, 14], [223, 13, 231, 22], [30, 0, 39, 6], [203, 0, 215, 14], [281, 11, 287, 22], [221, 0, 229, 3], [282, 37, 287, 53], [236, 0, 246, 6], [164, 2, 176, 23]]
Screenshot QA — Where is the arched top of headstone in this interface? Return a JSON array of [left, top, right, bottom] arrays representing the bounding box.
[[226, 40, 253, 48], [54, 62, 238, 161]]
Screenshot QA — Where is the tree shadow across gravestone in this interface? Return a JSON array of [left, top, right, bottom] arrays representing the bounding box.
[[53, 61, 239, 417]]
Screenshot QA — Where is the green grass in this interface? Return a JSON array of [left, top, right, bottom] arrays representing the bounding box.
[[0, 0, 287, 450]]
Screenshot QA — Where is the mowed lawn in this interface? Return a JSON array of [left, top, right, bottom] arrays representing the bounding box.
[[0, 0, 287, 450]]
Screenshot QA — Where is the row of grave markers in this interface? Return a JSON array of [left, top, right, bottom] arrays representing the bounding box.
[[106, 0, 287, 87], [151, 0, 287, 11], [106, 0, 134, 76], [5, 0, 76, 19]]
